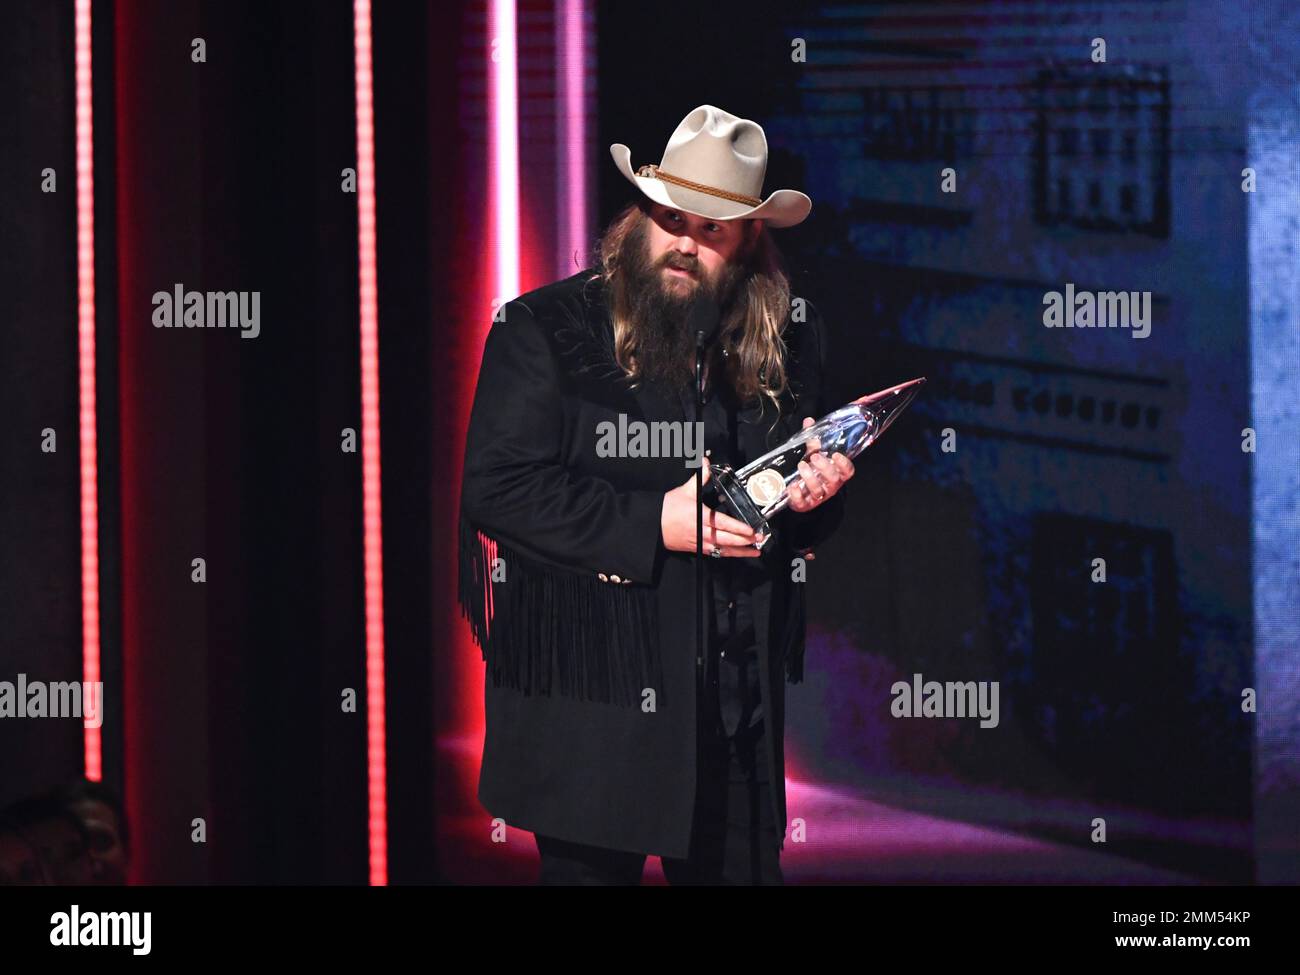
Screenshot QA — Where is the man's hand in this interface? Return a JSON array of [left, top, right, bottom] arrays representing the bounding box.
[[661, 457, 766, 557], [786, 416, 854, 513]]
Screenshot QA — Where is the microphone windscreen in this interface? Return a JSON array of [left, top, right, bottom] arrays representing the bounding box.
[[686, 294, 721, 347]]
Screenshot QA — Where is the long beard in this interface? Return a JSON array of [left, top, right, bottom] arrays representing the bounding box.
[[621, 219, 747, 388]]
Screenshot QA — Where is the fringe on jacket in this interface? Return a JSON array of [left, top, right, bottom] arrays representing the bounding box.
[[457, 511, 665, 708]]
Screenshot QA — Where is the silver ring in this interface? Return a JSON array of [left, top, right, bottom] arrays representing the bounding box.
[[709, 545, 722, 558]]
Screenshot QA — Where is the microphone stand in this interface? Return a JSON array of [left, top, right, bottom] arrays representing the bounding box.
[[694, 330, 707, 694]]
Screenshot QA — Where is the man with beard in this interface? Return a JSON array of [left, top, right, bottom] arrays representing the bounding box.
[[458, 105, 851, 884]]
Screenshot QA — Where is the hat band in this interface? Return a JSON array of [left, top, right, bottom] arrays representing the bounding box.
[[636, 164, 762, 208]]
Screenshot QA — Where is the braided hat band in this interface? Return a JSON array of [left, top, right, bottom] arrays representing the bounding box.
[[635, 164, 763, 208]]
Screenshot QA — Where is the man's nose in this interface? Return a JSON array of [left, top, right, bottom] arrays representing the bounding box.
[[673, 234, 698, 256]]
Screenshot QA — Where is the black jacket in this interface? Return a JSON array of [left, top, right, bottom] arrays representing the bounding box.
[[457, 268, 844, 857]]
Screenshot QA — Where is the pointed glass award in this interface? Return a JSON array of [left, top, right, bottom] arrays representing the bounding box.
[[706, 377, 926, 541]]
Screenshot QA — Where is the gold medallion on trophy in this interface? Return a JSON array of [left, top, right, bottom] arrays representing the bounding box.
[[745, 468, 786, 508]]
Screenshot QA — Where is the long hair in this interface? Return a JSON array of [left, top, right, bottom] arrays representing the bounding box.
[[593, 200, 793, 412]]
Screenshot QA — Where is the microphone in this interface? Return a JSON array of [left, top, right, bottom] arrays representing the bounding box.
[[687, 294, 721, 351], [687, 294, 722, 404]]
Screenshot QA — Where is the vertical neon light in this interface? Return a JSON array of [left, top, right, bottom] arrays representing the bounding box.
[[557, 0, 588, 276], [491, 0, 520, 302], [353, 0, 387, 886], [75, 0, 101, 782]]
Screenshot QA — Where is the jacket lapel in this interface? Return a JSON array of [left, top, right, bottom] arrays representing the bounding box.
[[549, 272, 647, 417]]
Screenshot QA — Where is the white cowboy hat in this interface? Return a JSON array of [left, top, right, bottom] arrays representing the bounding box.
[[610, 104, 812, 228]]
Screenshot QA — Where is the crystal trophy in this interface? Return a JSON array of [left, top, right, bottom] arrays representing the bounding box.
[[705, 377, 925, 542]]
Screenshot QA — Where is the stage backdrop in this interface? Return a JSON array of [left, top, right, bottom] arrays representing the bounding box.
[[2, 0, 1295, 886]]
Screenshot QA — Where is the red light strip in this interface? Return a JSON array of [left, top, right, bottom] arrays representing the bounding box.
[[75, 0, 101, 782], [557, 0, 588, 274], [353, 0, 387, 886], [491, 0, 520, 300]]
